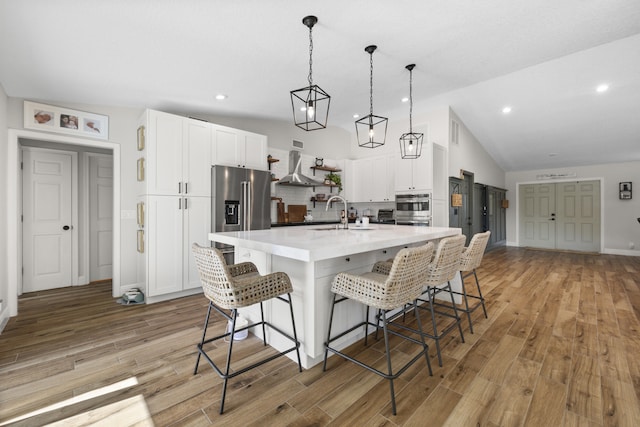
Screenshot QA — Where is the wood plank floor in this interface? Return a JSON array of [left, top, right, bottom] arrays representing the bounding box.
[[2, 247, 640, 426]]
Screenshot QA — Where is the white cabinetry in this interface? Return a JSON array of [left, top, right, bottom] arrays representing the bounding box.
[[145, 195, 211, 297], [144, 110, 212, 197], [137, 109, 269, 301], [349, 155, 395, 202], [213, 124, 267, 171], [395, 142, 433, 193]]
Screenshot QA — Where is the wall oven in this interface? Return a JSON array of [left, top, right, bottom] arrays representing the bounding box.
[[395, 193, 431, 226]]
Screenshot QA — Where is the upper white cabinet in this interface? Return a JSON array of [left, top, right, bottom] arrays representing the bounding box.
[[142, 110, 212, 197], [213, 124, 267, 171], [348, 155, 395, 203], [394, 142, 433, 193]]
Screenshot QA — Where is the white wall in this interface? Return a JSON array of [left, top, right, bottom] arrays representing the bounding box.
[[506, 162, 640, 254], [0, 84, 8, 329], [449, 109, 506, 188]]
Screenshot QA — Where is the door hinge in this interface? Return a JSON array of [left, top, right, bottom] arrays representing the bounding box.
[[20, 162, 23, 170], [21, 214, 23, 222], [22, 267, 24, 276]]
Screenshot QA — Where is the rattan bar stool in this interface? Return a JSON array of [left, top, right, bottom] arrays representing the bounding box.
[[415, 235, 467, 367], [453, 231, 491, 333], [191, 243, 302, 414], [323, 242, 434, 415], [370, 236, 467, 367]]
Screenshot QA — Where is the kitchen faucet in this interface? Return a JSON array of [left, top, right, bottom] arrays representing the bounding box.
[[326, 195, 348, 229]]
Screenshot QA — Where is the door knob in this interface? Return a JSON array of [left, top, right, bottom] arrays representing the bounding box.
[[63, 225, 72, 230]]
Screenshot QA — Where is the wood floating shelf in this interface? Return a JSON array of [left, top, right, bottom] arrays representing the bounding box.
[[267, 157, 279, 171], [310, 165, 341, 173]]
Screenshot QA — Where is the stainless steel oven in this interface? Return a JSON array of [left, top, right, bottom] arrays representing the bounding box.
[[395, 193, 431, 226]]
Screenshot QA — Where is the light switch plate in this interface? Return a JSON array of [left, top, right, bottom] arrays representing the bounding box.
[[120, 210, 136, 219]]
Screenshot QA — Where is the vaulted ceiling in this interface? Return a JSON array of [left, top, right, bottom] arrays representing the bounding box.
[[1, 0, 639, 171]]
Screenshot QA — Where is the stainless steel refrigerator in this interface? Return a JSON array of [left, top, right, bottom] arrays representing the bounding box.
[[212, 165, 271, 264]]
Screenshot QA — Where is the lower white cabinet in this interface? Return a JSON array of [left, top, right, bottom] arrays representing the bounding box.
[[145, 195, 211, 297]]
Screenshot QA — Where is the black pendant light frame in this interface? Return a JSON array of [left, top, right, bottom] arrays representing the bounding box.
[[356, 45, 388, 148], [291, 15, 331, 131], [400, 63, 424, 159]]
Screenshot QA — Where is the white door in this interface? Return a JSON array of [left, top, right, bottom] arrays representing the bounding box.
[[22, 148, 74, 292], [147, 195, 183, 296], [556, 181, 601, 252], [89, 155, 113, 281], [520, 183, 556, 249], [519, 181, 600, 251]]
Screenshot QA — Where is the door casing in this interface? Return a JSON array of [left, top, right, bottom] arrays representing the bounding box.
[[7, 129, 121, 318]]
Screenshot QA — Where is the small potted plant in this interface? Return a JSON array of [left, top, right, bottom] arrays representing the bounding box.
[[325, 172, 342, 192]]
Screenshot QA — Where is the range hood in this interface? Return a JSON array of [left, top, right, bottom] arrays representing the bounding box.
[[277, 150, 324, 187]]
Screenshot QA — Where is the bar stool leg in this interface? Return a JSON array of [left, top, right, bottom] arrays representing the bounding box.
[[194, 301, 214, 375], [286, 293, 303, 371], [323, 294, 338, 371], [426, 286, 444, 367], [219, 309, 238, 414], [412, 300, 433, 376], [474, 269, 488, 318], [446, 281, 465, 344], [460, 275, 475, 334], [380, 310, 397, 415], [259, 301, 267, 346]]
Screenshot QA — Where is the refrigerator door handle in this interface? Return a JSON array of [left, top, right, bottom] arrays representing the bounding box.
[[246, 181, 251, 230]]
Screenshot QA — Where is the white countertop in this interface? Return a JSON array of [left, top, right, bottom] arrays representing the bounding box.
[[209, 225, 462, 262]]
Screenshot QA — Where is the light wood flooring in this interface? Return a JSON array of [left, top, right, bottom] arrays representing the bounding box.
[[2, 247, 640, 426]]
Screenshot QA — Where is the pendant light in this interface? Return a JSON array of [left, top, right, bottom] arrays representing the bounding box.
[[290, 15, 330, 131], [399, 64, 423, 159], [355, 45, 388, 148]]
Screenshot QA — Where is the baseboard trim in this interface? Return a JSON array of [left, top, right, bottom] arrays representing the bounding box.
[[603, 248, 640, 257]]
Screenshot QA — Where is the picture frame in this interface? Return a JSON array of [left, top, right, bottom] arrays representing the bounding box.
[[137, 125, 145, 151], [619, 182, 632, 200], [24, 101, 109, 141]]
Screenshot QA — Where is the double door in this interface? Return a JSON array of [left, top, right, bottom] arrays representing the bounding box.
[[519, 181, 600, 252]]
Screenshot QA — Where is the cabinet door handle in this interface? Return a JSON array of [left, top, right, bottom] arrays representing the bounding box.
[[178, 198, 182, 210], [185, 182, 188, 194], [184, 197, 188, 209], [178, 182, 182, 194]]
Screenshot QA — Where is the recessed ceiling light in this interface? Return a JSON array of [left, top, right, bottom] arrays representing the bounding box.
[[401, 97, 409, 103], [596, 84, 609, 93], [502, 106, 512, 114], [353, 114, 360, 119], [215, 94, 227, 100]]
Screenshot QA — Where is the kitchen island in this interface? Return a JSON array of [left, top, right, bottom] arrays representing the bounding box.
[[209, 224, 461, 368]]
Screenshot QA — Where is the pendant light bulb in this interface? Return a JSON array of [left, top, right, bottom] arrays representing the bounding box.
[[307, 100, 315, 119]]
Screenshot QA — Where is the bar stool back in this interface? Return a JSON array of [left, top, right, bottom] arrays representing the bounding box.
[[323, 242, 434, 415], [191, 243, 302, 414], [418, 234, 467, 366]]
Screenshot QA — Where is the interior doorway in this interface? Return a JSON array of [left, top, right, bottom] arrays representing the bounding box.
[[7, 129, 121, 318], [519, 180, 601, 252], [20, 143, 114, 292]]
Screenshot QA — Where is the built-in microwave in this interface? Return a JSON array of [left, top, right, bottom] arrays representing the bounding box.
[[395, 193, 431, 225]]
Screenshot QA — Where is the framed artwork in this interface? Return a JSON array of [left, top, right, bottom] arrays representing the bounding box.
[[24, 101, 109, 140], [137, 126, 145, 150], [619, 182, 632, 200]]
